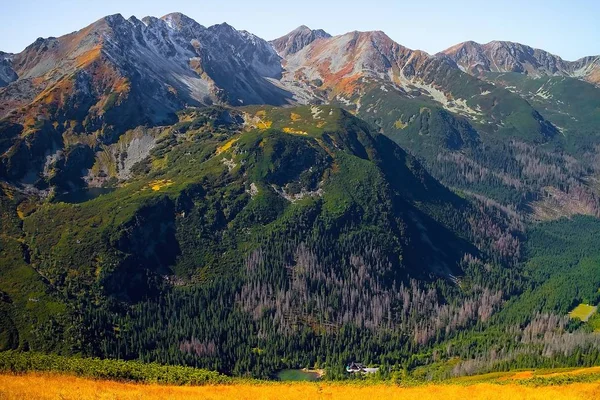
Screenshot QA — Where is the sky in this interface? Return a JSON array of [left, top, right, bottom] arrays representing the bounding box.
[[1, 0, 598, 60]]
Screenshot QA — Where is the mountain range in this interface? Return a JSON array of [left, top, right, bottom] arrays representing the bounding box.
[[442, 40, 600, 84], [1, 13, 599, 216], [1, 12, 600, 379]]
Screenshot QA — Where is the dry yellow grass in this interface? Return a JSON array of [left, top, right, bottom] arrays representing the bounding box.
[[216, 138, 238, 155], [148, 179, 174, 191], [542, 366, 600, 378], [394, 119, 408, 129], [1, 373, 600, 400], [569, 303, 598, 322], [256, 120, 272, 130], [505, 370, 534, 380], [253, 110, 273, 130], [282, 127, 308, 135]]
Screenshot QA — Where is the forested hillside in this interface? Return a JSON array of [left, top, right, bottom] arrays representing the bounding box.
[[0, 105, 521, 377], [1, 105, 598, 379]]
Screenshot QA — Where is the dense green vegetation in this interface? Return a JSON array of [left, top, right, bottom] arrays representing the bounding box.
[[483, 72, 600, 151], [0, 351, 228, 384], [414, 216, 600, 378], [351, 76, 600, 216], [1, 106, 599, 382]]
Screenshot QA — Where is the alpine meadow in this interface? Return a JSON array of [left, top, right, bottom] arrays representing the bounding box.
[[1, 4, 600, 398]]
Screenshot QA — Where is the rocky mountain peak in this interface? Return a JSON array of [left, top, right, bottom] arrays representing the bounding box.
[[441, 40, 600, 85], [271, 25, 331, 57], [157, 12, 206, 39], [141, 16, 158, 25], [209, 22, 237, 34], [102, 13, 128, 29], [276, 28, 451, 105], [160, 12, 199, 28]]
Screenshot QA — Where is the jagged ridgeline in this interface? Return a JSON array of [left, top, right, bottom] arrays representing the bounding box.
[[0, 105, 517, 376], [1, 14, 599, 219]]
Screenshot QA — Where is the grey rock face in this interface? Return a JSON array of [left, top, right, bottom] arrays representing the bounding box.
[[0, 52, 17, 87], [271, 25, 331, 57]]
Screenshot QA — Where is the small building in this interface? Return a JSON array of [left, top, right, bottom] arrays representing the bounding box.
[[346, 362, 365, 373], [346, 362, 379, 374]]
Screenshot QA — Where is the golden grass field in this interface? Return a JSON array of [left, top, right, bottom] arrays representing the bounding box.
[[1, 373, 600, 400]]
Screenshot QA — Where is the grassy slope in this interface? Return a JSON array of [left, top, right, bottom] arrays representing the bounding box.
[[344, 70, 600, 215], [0, 184, 67, 352], [350, 79, 558, 207], [483, 72, 600, 153]]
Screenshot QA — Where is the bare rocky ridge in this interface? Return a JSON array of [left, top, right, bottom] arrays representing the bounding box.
[[0, 12, 290, 122], [270, 25, 331, 57], [275, 30, 445, 102], [441, 40, 600, 85]]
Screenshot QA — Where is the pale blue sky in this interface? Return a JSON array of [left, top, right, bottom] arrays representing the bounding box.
[[1, 0, 598, 60]]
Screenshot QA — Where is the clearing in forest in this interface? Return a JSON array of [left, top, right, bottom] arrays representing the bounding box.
[[569, 303, 598, 322]]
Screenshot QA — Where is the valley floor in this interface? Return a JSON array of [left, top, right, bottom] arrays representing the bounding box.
[[1, 373, 600, 400]]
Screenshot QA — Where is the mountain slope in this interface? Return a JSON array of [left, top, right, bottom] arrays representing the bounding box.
[[0, 105, 517, 376], [271, 29, 581, 212], [275, 30, 557, 143], [3, 12, 288, 120], [0, 13, 291, 188]]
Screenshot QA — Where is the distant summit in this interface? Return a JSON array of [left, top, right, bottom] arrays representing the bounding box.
[[270, 25, 331, 56], [441, 40, 600, 85]]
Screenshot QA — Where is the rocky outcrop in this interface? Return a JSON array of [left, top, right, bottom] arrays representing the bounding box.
[[0, 52, 17, 87], [271, 25, 331, 57]]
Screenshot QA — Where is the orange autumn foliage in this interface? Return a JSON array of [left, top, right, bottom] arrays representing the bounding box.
[[75, 45, 102, 69], [316, 60, 362, 96]]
